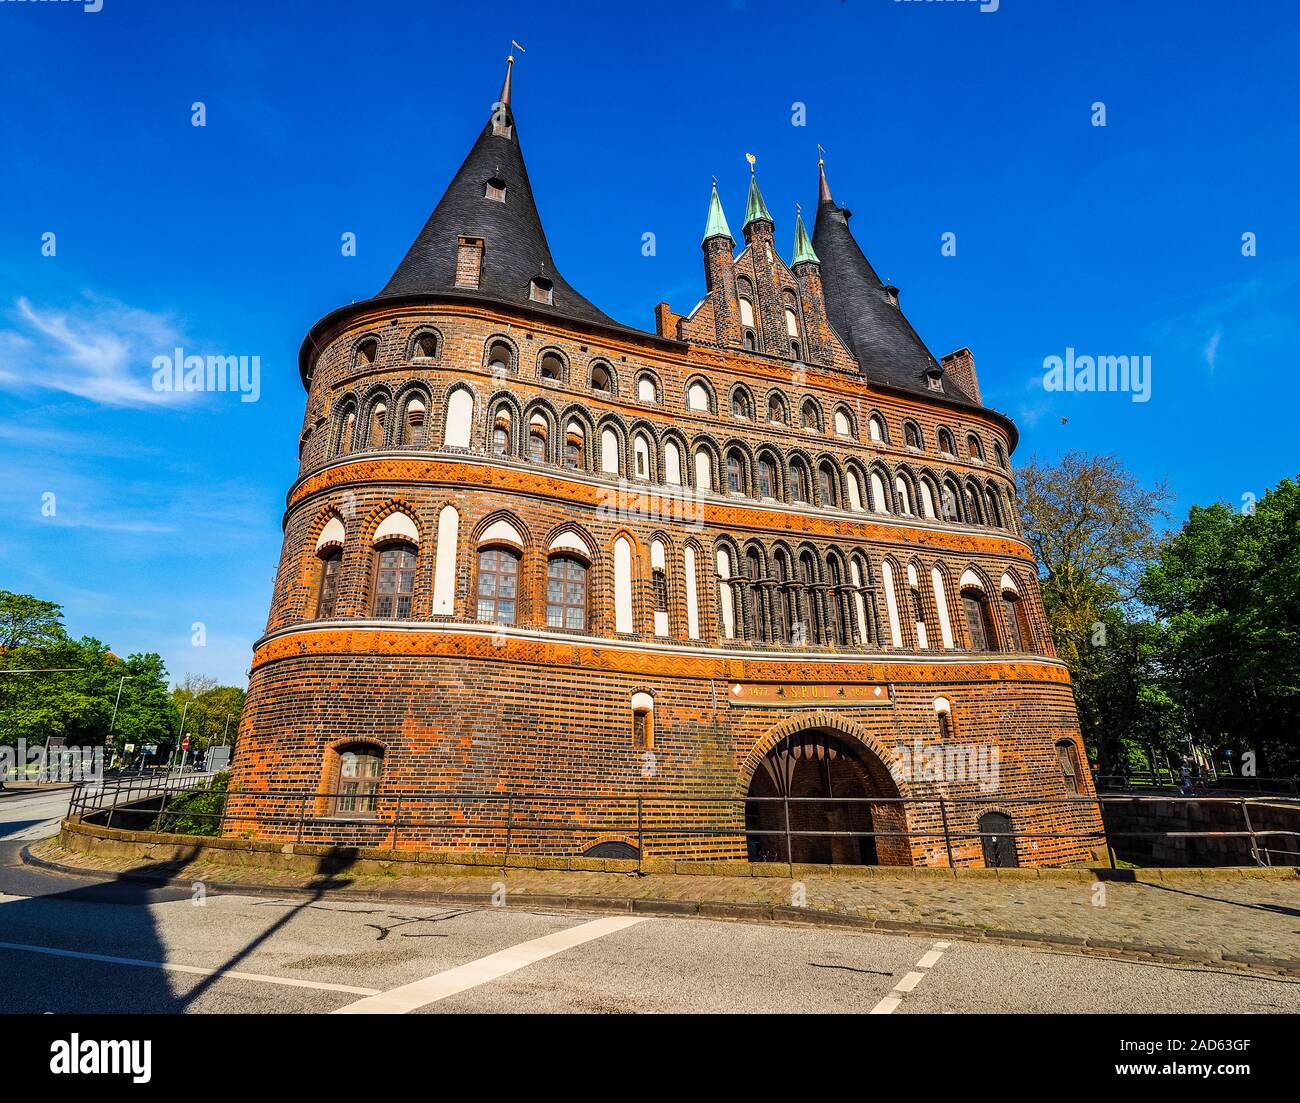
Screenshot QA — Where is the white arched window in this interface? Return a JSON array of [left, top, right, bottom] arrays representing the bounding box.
[[684, 545, 701, 640], [614, 536, 634, 634], [687, 382, 711, 412], [694, 449, 713, 492], [847, 470, 864, 512], [444, 388, 473, 448], [715, 547, 736, 639], [907, 562, 928, 649], [600, 428, 621, 474], [638, 376, 658, 403], [664, 439, 683, 485], [739, 298, 755, 328], [834, 409, 852, 437], [920, 480, 937, 519], [632, 433, 651, 480], [880, 560, 903, 647], [650, 539, 669, 637], [932, 567, 955, 648], [431, 505, 458, 615], [850, 558, 870, 645], [785, 307, 799, 337], [895, 477, 913, 515], [373, 511, 419, 547], [868, 414, 886, 443], [870, 471, 889, 513]]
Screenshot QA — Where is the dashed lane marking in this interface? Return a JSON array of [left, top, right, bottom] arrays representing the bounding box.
[[870, 940, 951, 1015]]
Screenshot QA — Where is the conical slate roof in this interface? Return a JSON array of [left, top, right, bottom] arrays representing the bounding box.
[[376, 70, 618, 330], [813, 167, 976, 405]]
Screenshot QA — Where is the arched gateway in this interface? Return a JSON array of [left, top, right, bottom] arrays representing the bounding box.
[[744, 727, 912, 866]]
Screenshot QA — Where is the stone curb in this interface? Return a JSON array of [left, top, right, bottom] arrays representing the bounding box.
[[21, 844, 1300, 979]]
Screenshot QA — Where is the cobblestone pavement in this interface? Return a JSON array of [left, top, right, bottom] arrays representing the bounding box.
[[27, 840, 1300, 968]]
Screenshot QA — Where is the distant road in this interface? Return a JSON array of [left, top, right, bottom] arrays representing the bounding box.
[[0, 788, 74, 842]]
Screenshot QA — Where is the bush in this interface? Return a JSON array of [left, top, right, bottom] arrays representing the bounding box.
[[153, 771, 230, 836]]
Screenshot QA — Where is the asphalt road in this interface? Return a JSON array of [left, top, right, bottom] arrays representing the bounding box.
[[0, 839, 1296, 1014], [0, 787, 74, 842]]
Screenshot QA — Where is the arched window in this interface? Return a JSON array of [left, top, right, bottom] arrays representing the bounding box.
[[868, 413, 887, 443], [904, 421, 923, 450], [933, 698, 953, 740], [1056, 740, 1082, 795], [650, 540, 669, 637], [476, 547, 520, 625], [967, 433, 985, 461], [444, 387, 474, 448], [726, 449, 746, 494], [487, 340, 514, 377], [985, 487, 1004, 528], [527, 419, 548, 463], [818, 461, 839, 507], [742, 329, 757, 352], [757, 455, 777, 499], [333, 399, 357, 457], [870, 469, 889, 513], [800, 400, 821, 431], [730, 389, 752, 419], [941, 481, 960, 522], [490, 408, 512, 456], [742, 549, 763, 643], [591, 362, 613, 393], [637, 374, 658, 404], [833, 408, 853, 437], [432, 505, 458, 616], [827, 557, 849, 647], [367, 402, 387, 449], [411, 331, 438, 360], [684, 544, 701, 640], [372, 543, 417, 619], [938, 428, 956, 455], [994, 441, 1007, 469], [908, 566, 928, 648], [664, 439, 683, 484], [794, 552, 818, 645], [331, 742, 383, 816], [632, 693, 654, 750], [961, 586, 997, 651], [600, 427, 621, 475], [894, 476, 913, 515], [694, 448, 714, 492], [399, 396, 426, 447], [716, 547, 737, 640], [789, 459, 810, 503], [633, 433, 652, 480], [547, 555, 588, 631], [565, 422, 586, 469], [964, 484, 983, 524], [1002, 588, 1034, 651], [738, 296, 756, 328], [687, 381, 712, 412], [315, 547, 342, 619], [539, 352, 564, 382], [767, 393, 788, 424], [355, 338, 378, 368]]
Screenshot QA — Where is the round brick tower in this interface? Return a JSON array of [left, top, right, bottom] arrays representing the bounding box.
[[229, 60, 1104, 868]]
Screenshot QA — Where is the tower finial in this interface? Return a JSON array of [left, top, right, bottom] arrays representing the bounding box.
[[817, 144, 834, 206], [499, 40, 525, 110], [745, 152, 756, 174]]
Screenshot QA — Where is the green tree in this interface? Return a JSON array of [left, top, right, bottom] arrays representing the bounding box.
[[1141, 479, 1300, 776]]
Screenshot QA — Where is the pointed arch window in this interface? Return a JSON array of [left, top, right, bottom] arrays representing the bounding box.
[[789, 460, 810, 503], [1002, 589, 1033, 651], [547, 555, 588, 631], [904, 421, 923, 450], [868, 414, 887, 443], [1056, 740, 1083, 795], [767, 394, 788, 424], [373, 544, 417, 619], [800, 400, 820, 431], [961, 587, 997, 652], [565, 423, 586, 470], [938, 428, 957, 455], [527, 420, 548, 463], [818, 462, 839, 507], [726, 449, 745, 494], [315, 548, 342, 619], [757, 455, 777, 499], [476, 547, 520, 625], [400, 397, 426, 447], [967, 433, 985, 461]]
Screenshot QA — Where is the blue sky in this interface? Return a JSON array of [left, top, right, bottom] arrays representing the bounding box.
[[1, 0, 1296, 687]]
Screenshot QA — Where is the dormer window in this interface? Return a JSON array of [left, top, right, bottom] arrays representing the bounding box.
[[926, 369, 944, 392], [529, 277, 553, 305], [485, 177, 506, 202]]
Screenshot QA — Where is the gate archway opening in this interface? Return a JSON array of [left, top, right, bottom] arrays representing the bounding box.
[[744, 728, 911, 866]]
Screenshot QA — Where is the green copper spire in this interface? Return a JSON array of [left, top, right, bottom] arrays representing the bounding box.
[[791, 205, 819, 266], [702, 181, 733, 244], [743, 168, 774, 228]]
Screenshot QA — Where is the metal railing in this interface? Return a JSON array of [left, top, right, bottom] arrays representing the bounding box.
[[65, 779, 1300, 872], [1096, 772, 1300, 796], [70, 770, 217, 829]]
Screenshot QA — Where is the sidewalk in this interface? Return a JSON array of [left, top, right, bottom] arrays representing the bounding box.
[[26, 837, 1300, 975]]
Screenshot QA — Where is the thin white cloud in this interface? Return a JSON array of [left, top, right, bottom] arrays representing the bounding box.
[[1203, 330, 1221, 374], [0, 295, 190, 408]]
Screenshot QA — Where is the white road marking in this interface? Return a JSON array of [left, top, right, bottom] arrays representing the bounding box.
[[332, 914, 649, 1014], [894, 970, 926, 992], [0, 939, 381, 996], [870, 940, 951, 1015]]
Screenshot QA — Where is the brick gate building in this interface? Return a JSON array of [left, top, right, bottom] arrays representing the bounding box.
[[228, 58, 1104, 867]]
